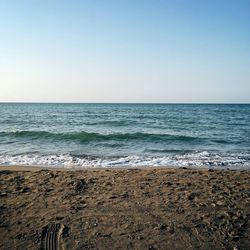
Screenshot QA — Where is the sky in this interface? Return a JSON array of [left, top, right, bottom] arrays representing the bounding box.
[[0, 0, 249, 103]]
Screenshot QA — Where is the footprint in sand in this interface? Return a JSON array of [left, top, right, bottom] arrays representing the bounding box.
[[40, 223, 68, 250]]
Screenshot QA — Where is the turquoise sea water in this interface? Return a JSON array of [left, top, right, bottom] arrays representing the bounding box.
[[0, 103, 249, 169]]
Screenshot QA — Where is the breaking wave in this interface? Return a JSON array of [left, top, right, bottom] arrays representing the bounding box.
[[0, 130, 203, 143]]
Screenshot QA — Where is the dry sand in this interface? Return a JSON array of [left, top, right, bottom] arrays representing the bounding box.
[[0, 166, 249, 250]]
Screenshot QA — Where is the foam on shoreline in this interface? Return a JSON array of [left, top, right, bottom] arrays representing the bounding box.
[[0, 151, 249, 170]]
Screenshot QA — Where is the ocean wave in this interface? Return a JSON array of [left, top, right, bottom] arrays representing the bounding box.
[[0, 151, 249, 169], [84, 120, 131, 126], [0, 130, 201, 143]]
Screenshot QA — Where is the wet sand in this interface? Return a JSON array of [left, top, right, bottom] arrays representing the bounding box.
[[0, 166, 249, 249]]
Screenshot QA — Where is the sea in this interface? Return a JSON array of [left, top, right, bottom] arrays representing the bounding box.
[[0, 103, 249, 169]]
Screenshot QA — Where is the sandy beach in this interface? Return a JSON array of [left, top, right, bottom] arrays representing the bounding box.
[[0, 166, 249, 250]]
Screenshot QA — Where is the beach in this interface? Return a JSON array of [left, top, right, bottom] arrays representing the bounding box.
[[0, 166, 249, 249], [1, 0, 250, 248]]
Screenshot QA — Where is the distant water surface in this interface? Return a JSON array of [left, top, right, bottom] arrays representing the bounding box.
[[0, 103, 249, 169]]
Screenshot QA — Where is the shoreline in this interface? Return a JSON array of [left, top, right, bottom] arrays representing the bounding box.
[[1, 165, 249, 249], [0, 164, 249, 172]]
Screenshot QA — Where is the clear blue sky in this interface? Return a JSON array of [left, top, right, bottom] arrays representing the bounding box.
[[0, 0, 249, 103]]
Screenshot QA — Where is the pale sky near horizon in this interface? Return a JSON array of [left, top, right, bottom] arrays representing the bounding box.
[[0, 0, 249, 103]]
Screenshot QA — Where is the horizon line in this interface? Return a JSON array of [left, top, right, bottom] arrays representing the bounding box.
[[0, 102, 249, 105]]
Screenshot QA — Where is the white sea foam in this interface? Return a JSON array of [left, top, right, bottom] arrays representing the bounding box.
[[0, 151, 249, 170]]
